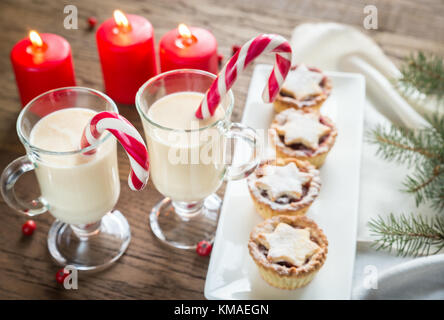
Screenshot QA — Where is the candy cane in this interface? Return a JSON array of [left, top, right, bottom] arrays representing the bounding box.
[[80, 111, 149, 191], [195, 34, 292, 119]]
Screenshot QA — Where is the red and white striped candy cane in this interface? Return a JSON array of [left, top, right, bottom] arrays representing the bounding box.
[[80, 111, 149, 191], [195, 34, 292, 119]]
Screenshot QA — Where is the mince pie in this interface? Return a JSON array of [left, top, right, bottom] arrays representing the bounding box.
[[270, 108, 337, 168], [248, 215, 328, 289], [247, 158, 321, 219], [274, 64, 332, 113]]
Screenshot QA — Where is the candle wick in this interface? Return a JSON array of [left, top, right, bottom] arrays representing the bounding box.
[[27, 42, 47, 55], [120, 23, 132, 32], [175, 35, 196, 48], [33, 43, 45, 51]]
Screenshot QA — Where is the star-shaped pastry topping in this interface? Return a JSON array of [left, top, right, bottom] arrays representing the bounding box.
[[274, 111, 331, 149], [258, 223, 319, 267], [281, 65, 324, 100], [255, 163, 311, 201]]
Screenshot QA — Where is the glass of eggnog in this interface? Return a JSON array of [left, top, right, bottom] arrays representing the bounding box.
[[0, 87, 129, 270], [136, 69, 261, 249]]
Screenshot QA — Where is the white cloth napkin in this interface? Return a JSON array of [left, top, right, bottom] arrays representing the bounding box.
[[353, 248, 444, 299], [290, 22, 443, 299]]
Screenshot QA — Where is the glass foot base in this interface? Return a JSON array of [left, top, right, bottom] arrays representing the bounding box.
[[149, 194, 221, 250], [47, 210, 131, 271]]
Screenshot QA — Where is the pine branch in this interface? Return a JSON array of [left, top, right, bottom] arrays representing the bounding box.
[[367, 52, 444, 257], [367, 122, 444, 210], [366, 124, 443, 165], [428, 112, 444, 142], [368, 213, 444, 257], [403, 164, 444, 210], [398, 52, 444, 101]]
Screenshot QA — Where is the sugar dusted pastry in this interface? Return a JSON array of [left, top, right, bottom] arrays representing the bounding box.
[[258, 223, 319, 267], [270, 108, 337, 168], [248, 215, 328, 289], [247, 158, 321, 219], [274, 64, 332, 113]]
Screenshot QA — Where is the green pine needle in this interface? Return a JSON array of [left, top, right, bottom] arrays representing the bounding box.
[[428, 112, 444, 142], [368, 213, 444, 257], [403, 164, 443, 209], [366, 124, 439, 166], [367, 52, 444, 256], [398, 52, 444, 101], [366, 122, 444, 210]]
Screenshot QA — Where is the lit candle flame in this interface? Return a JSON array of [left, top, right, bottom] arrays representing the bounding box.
[[178, 24, 192, 39], [113, 10, 130, 29], [29, 30, 43, 48]]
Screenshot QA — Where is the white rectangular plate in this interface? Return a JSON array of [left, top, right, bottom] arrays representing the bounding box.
[[204, 64, 365, 300]]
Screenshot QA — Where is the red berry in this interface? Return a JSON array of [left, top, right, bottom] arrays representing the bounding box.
[[231, 45, 241, 56], [196, 240, 212, 256], [22, 220, 36, 236], [55, 268, 70, 284], [87, 16, 97, 28]]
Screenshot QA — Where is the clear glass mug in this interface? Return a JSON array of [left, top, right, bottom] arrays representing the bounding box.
[[0, 87, 130, 271], [136, 69, 261, 249]]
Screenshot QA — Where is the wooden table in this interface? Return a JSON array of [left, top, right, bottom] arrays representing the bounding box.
[[0, 0, 443, 300]]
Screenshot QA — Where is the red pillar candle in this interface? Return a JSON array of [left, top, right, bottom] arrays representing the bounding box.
[[10, 31, 76, 106], [96, 10, 158, 105], [159, 24, 218, 74]]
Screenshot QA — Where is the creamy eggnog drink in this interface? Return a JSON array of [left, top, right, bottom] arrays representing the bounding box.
[[143, 92, 226, 202], [30, 108, 120, 225], [136, 70, 260, 250], [1, 87, 133, 270]]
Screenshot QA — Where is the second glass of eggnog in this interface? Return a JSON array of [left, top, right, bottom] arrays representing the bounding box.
[[0, 87, 130, 270], [136, 69, 261, 249]]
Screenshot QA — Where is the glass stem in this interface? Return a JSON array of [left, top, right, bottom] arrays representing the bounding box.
[[70, 220, 102, 240], [172, 200, 204, 221]]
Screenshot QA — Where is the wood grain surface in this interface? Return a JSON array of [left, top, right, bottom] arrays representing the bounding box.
[[0, 0, 443, 300]]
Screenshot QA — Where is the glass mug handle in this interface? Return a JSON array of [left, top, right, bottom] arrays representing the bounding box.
[[222, 122, 261, 180], [1, 156, 48, 216]]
